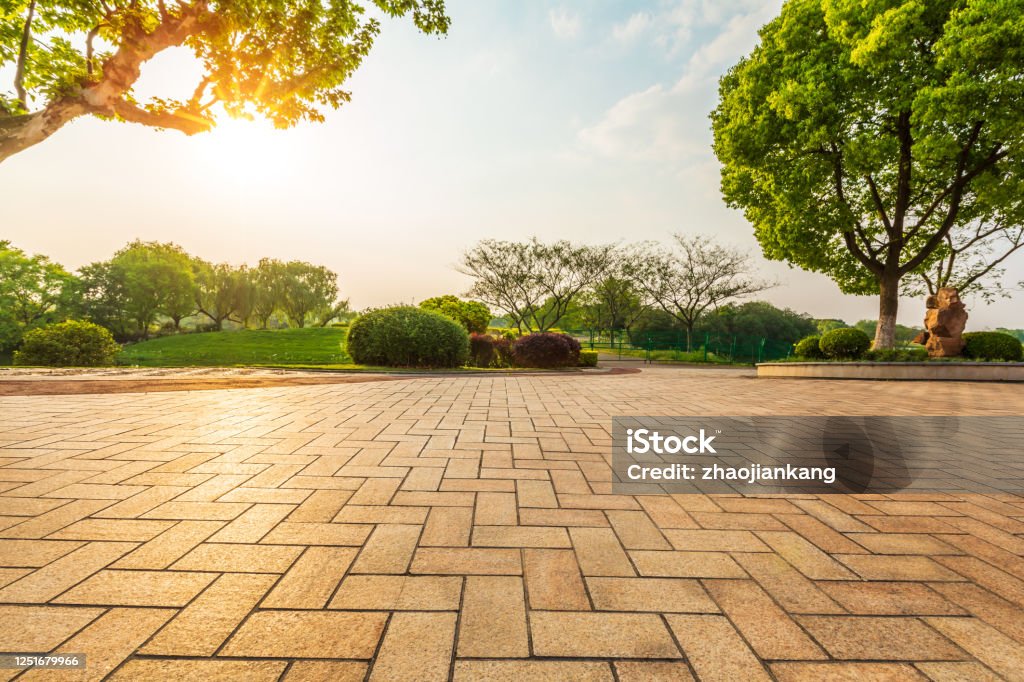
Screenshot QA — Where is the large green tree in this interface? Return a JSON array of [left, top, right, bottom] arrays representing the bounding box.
[[712, 0, 1024, 348], [0, 239, 76, 350], [0, 0, 448, 163]]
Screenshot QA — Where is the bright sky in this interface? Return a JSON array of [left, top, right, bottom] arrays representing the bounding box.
[[3, 0, 1022, 328]]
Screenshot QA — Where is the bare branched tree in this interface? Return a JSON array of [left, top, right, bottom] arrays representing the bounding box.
[[624, 234, 774, 350], [903, 218, 1024, 304], [459, 238, 616, 332]]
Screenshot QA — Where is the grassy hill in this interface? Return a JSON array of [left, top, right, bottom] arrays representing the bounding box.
[[118, 328, 351, 367]]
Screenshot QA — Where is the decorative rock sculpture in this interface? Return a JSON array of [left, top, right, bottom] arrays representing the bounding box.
[[916, 287, 968, 357]]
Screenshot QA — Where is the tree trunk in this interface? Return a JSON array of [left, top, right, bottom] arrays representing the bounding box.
[[873, 274, 900, 350]]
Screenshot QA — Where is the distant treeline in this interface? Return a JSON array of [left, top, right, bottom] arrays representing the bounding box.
[[1, 240, 349, 348]]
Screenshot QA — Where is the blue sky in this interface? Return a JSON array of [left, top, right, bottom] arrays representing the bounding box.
[[3, 0, 1022, 328]]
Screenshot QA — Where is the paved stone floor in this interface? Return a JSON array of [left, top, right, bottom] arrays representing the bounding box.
[[1, 367, 1023, 681]]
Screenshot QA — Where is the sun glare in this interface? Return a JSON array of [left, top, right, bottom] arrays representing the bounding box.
[[192, 116, 300, 185]]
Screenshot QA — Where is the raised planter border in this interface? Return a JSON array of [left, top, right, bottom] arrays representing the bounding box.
[[757, 361, 1024, 382]]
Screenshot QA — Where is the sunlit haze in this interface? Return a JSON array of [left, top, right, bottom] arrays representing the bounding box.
[[3, 0, 1022, 328]]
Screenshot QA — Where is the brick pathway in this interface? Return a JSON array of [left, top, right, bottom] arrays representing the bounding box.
[[1, 368, 1023, 681]]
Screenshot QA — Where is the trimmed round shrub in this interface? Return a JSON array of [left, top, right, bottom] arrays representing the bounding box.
[[819, 328, 871, 359], [511, 333, 581, 368], [579, 350, 599, 367], [793, 335, 824, 359], [469, 333, 497, 368], [347, 306, 469, 368], [962, 332, 1023, 362], [13, 321, 120, 367]]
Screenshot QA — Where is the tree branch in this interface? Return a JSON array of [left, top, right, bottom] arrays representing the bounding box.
[[14, 0, 37, 111]]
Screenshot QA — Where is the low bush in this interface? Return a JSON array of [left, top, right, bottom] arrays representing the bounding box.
[[793, 335, 824, 359], [347, 306, 469, 368], [819, 328, 871, 359], [13, 321, 120, 367], [469, 333, 497, 368], [493, 336, 514, 367], [512, 332, 581, 368], [579, 350, 598, 367], [962, 332, 1023, 362], [863, 347, 929, 362]]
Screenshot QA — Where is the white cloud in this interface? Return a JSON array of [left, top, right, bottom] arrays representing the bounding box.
[[548, 7, 581, 40], [579, 1, 781, 164], [612, 12, 653, 45]]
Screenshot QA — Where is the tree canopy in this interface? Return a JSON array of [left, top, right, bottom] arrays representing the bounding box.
[[0, 0, 449, 162], [712, 0, 1024, 348]]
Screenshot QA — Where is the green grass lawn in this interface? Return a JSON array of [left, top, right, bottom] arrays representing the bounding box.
[[118, 328, 352, 367]]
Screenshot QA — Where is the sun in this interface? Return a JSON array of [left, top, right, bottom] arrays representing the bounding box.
[[192, 115, 299, 186]]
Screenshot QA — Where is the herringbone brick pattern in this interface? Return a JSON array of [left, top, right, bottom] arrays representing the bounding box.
[[1, 368, 1023, 681]]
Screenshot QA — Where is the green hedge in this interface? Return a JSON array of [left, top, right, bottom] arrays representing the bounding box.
[[962, 332, 1023, 362], [347, 306, 469, 368], [13, 321, 120, 367], [793, 335, 823, 358], [819, 328, 871, 359], [579, 350, 598, 367]]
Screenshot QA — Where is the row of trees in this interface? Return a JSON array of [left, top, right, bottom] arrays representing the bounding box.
[[459, 235, 775, 349], [0, 240, 349, 350]]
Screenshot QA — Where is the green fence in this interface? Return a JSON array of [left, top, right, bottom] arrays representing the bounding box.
[[563, 329, 794, 364]]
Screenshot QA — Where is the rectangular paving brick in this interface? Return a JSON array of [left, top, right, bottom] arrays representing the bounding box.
[[770, 662, 928, 681], [19, 607, 174, 682], [587, 577, 718, 613], [569, 527, 634, 577], [458, 575, 528, 657], [733, 552, 844, 614], [369, 612, 456, 682], [798, 616, 967, 660], [287, 489, 353, 522], [453, 661, 612, 681], [260, 522, 373, 546], [283, 661, 368, 682], [606, 510, 672, 550], [519, 508, 609, 527], [524, 549, 589, 611], [475, 492, 517, 525], [222, 611, 388, 658], [530, 611, 680, 658], [111, 520, 223, 570], [208, 503, 296, 542], [1, 499, 112, 539], [757, 531, 857, 580], [47, 518, 173, 542], [420, 506, 473, 546], [663, 529, 769, 552], [0, 541, 136, 603], [141, 573, 276, 655], [0, 539, 83, 567], [472, 525, 571, 548], [0, 605, 104, 651], [667, 614, 772, 682], [924, 617, 1024, 680], [411, 547, 521, 575], [837, 554, 965, 581], [630, 550, 746, 578], [54, 568, 217, 606], [820, 581, 965, 615], [171, 543, 302, 573], [704, 579, 826, 660], [330, 574, 461, 610], [262, 546, 358, 609], [351, 524, 421, 574], [110, 660, 287, 682]]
